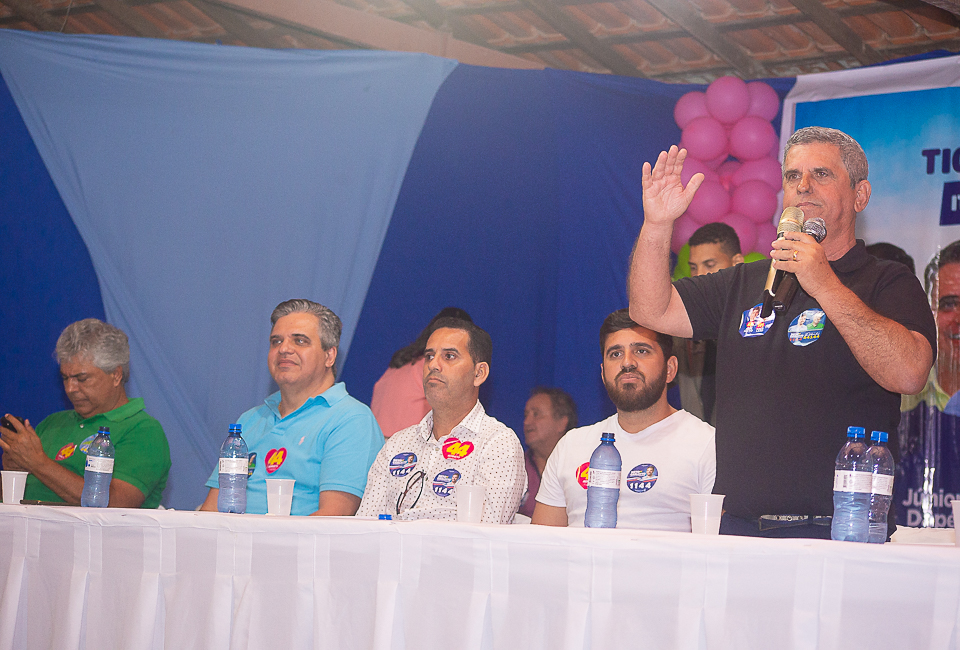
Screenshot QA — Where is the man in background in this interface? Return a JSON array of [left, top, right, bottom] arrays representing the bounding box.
[[676, 222, 744, 423], [897, 241, 960, 527], [200, 299, 383, 516], [2, 319, 170, 507], [518, 387, 577, 517]]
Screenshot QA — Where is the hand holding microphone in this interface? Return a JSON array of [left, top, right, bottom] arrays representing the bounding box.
[[760, 207, 805, 318], [770, 217, 827, 314]]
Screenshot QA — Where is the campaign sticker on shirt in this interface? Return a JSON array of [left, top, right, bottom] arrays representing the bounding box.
[[247, 452, 257, 478], [739, 303, 776, 338], [78, 434, 98, 455], [389, 452, 418, 477], [787, 309, 826, 347], [432, 468, 461, 497], [265, 448, 287, 473], [441, 437, 475, 460], [576, 462, 590, 490], [626, 464, 659, 493], [55, 442, 77, 461]]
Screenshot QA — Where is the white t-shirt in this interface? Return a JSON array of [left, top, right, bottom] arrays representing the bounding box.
[[536, 410, 716, 531]]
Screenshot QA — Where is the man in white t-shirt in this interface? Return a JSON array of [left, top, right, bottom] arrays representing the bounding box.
[[531, 309, 716, 531]]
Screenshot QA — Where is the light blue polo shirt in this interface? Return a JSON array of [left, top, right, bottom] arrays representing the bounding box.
[[206, 383, 384, 515]]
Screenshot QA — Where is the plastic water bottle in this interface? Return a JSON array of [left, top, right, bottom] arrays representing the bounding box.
[[80, 427, 114, 507], [831, 426, 871, 542], [584, 432, 621, 528], [866, 430, 895, 544], [217, 424, 249, 514]]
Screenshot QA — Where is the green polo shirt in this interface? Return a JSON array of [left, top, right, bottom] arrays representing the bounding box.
[[23, 398, 171, 508]]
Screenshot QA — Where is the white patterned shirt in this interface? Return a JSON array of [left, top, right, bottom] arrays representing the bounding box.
[[356, 401, 527, 523]]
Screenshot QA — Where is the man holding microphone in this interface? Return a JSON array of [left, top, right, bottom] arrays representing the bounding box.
[[628, 127, 936, 538]]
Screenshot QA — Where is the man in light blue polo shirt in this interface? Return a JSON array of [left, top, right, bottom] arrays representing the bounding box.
[[200, 299, 383, 516]]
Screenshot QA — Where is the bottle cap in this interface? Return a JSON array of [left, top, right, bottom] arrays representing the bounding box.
[[846, 426, 865, 439], [871, 430, 888, 443], [97, 426, 110, 435], [229, 423, 242, 434], [378, 514, 393, 520], [600, 432, 615, 442]]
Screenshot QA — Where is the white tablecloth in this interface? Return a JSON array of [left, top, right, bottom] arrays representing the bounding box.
[[1, 504, 959, 649]]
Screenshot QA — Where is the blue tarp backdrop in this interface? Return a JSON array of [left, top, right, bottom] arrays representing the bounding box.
[[0, 29, 794, 509]]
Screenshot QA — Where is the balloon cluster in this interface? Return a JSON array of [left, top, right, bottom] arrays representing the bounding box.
[[670, 76, 782, 256]]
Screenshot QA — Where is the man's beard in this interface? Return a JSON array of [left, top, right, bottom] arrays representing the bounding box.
[[604, 365, 666, 413]]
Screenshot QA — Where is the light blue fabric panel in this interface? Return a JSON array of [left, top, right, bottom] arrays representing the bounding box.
[[0, 30, 455, 508]]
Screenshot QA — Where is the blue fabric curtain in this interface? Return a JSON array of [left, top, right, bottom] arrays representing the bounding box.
[[342, 66, 795, 438], [0, 30, 455, 508]]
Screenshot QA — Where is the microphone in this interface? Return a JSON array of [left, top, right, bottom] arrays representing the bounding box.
[[771, 217, 828, 314], [759, 207, 804, 318]]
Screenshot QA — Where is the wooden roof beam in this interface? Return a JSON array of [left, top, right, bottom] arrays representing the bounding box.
[[3, 0, 68, 31], [644, 0, 768, 79], [788, 0, 884, 66], [216, 0, 542, 69], [916, 0, 960, 18], [192, 0, 287, 49], [517, 0, 643, 76], [94, 0, 169, 38]]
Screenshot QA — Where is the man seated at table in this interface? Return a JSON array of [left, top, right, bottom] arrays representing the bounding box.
[[1, 319, 170, 507], [356, 318, 527, 523], [200, 299, 383, 516], [532, 309, 715, 530]]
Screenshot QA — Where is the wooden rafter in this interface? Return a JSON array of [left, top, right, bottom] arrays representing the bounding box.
[[517, 0, 642, 76], [216, 0, 542, 70], [3, 0, 67, 31], [644, 0, 768, 79], [917, 0, 960, 18], [788, 0, 884, 66], [94, 0, 168, 38], [192, 0, 285, 49], [401, 0, 491, 47]]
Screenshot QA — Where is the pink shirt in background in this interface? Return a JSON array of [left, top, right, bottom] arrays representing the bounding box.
[[370, 358, 430, 438]]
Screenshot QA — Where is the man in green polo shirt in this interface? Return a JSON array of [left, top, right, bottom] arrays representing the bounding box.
[[1, 319, 170, 507]]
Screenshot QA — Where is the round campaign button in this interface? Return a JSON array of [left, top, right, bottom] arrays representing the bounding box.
[[626, 464, 658, 493], [739, 302, 775, 338], [432, 468, 461, 497], [787, 308, 826, 347], [78, 434, 98, 455], [389, 452, 418, 477]]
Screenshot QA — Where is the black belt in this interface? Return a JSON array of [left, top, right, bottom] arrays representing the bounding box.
[[758, 514, 832, 531]]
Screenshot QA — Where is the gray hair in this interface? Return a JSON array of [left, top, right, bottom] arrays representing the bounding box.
[[784, 127, 868, 187], [270, 299, 341, 350], [55, 319, 130, 384]]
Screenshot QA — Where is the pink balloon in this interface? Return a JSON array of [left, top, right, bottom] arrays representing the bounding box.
[[723, 213, 758, 253], [731, 180, 778, 224], [671, 213, 700, 254], [681, 116, 727, 162], [687, 180, 731, 225], [674, 91, 709, 129], [704, 153, 729, 170], [747, 82, 780, 121], [680, 157, 719, 185], [706, 76, 750, 125], [769, 140, 780, 158], [717, 160, 741, 191], [732, 156, 783, 191], [754, 221, 778, 255], [729, 116, 778, 161]]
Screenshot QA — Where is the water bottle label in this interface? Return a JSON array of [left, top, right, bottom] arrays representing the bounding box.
[[833, 470, 872, 493], [587, 468, 621, 489], [219, 458, 249, 475], [85, 456, 114, 474], [872, 473, 894, 496]]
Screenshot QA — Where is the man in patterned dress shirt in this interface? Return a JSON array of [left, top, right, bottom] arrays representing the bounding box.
[[357, 318, 527, 523]]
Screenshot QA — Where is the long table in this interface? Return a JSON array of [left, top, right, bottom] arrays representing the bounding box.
[[1, 504, 959, 649]]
